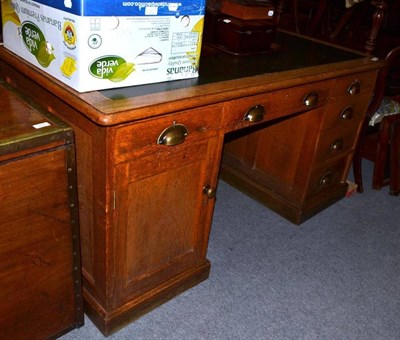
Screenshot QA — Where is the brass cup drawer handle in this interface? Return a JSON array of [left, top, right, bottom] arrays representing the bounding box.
[[340, 106, 354, 120], [303, 91, 319, 107], [330, 139, 344, 151], [157, 123, 189, 146], [319, 172, 334, 187], [348, 81, 361, 95], [243, 105, 265, 122]]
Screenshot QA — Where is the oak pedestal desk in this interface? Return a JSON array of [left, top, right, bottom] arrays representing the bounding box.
[[0, 31, 383, 335]]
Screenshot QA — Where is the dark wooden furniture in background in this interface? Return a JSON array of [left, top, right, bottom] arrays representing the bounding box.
[[353, 47, 400, 195], [0, 4, 2, 43], [329, 0, 389, 55], [0, 31, 384, 335], [0, 81, 84, 338], [283, 0, 392, 55]]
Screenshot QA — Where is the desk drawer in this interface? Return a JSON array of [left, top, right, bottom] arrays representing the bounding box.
[[305, 158, 347, 199], [330, 70, 378, 98], [222, 80, 332, 132], [321, 94, 370, 131], [114, 104, 222, 163], [314, 124, 359, 163]]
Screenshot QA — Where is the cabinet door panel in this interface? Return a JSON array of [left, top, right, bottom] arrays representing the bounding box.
[[113, 136, 222, 306]]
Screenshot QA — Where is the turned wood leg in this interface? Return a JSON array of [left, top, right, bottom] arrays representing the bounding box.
[[365, 0, 388, 55]]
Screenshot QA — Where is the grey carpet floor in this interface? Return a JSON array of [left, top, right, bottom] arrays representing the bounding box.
[[61, 161, 400, 340]]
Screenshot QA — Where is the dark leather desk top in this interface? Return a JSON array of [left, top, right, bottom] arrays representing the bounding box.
[[100, 30, 365, 100], [0, 30, 383, 125]]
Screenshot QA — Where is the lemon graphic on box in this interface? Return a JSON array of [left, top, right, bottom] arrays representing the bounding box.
[[20, 22, 56, 68], [1, 0, 21, 26], [109, 62, 135, 82], [36, 41, 56, 68]]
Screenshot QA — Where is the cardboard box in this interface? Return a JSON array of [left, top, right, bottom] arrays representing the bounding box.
[[1, 0, 205, 92], [346, 180, 358, 197]]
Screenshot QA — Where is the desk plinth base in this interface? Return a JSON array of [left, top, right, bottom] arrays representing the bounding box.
[[220, 165, 348, 225], [83, 261, 211, 336]]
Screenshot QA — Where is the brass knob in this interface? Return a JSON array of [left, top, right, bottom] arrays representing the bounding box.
[[348, 81, 360, 95], [157, 123, 188, 146], [340, 107, 353, 120], [319, 172, 334, 187], [243, 105, 265, 122], [203, 185, 216, 199], [303, 91, 319, 107], [330, 139, 344, 151]]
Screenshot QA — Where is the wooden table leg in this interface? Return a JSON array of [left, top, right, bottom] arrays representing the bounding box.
[[365, 0, 388, 55], [390, 119, 400, 196]]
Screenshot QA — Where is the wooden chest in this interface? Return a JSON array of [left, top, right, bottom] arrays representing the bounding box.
[[220, 0, 275, 21], [0, 81, 83, 339], [204, 0, 276, 55], [215, 15, 277, 54]]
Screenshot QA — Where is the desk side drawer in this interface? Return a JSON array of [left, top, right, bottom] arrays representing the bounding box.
[[114, 104, 223, 163], [321, 94, 371, 131], [305, 158, 348, 200], [222, 80, 332, 132], [330, 70, 378, 98], [314, 125, 360, 163]]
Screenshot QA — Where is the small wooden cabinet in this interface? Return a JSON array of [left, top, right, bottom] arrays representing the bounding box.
[[111, 106, 224, 306], [82, 106, 225, 332], [0, 82, 83, 339]]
